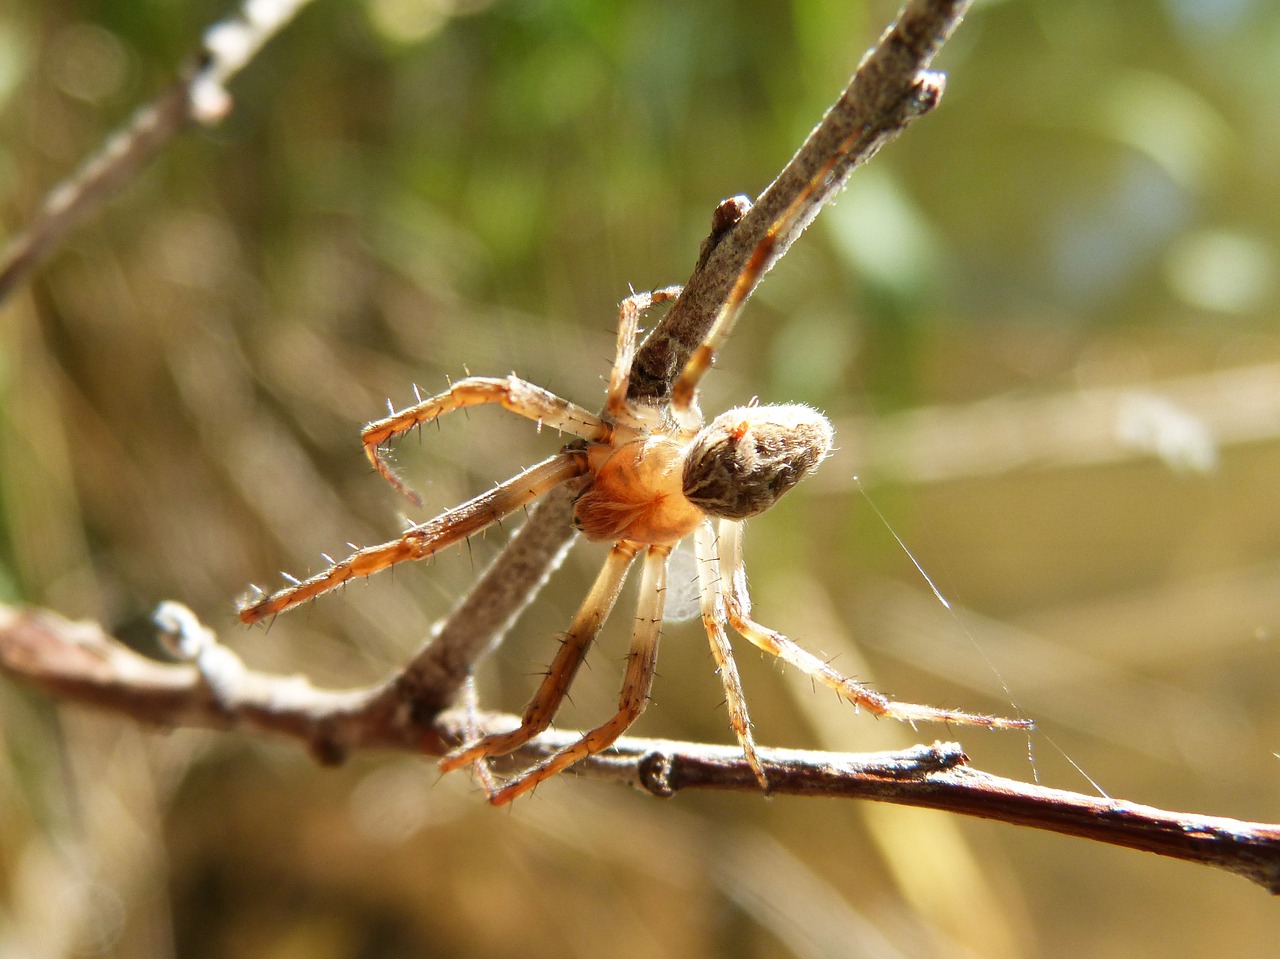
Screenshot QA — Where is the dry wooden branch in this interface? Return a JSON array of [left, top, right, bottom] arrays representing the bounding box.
[[0, 0, 319, 303], [4, 602, 1279, 893], [629, 0, 961, 400]]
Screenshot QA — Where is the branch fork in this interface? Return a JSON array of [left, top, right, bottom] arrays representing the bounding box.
[[5, 0, 1280, 894]]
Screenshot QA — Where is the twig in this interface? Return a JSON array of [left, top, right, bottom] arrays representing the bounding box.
[[0, 0, 318, 303], [629, 0, 964, 400], [3, 601, 1279, 893], [373, 484, 582, 720]]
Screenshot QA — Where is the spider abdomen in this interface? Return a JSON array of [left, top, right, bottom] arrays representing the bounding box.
[[574, 437, 705, 544], [682, 404, 834, 520]]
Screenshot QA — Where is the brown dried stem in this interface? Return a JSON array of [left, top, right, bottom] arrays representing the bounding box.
[[0, 0, 319, 303], [629, 0, 962, 400], [3, 602, 1279, 893]]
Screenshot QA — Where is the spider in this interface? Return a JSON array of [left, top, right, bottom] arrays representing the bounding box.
[[238, 180, 1032, 806]]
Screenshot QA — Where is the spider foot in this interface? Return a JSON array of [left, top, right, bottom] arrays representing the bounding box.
[[881, 699, 1034, 732], [367, 445, 425, 508], [437, 745, 539, 806]]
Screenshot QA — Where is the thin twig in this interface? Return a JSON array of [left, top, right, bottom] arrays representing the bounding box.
[[374, 484, 582, 720], [629, 0, 964, 400], [0, 0, 318, 303], [6, 0, 1277, 901], [3, 601, 1278, 893]]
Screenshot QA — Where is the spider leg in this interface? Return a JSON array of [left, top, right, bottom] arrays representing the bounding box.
[[438, 541, 639, 772], [237, 451, 587, 624], [670, 131, 863, 428], [362, 375, 609, 505], [605, 286, 681, 421], [695, 520, 768, 791], [485, 543, 670, 806], [716, 520, 1034, 731]]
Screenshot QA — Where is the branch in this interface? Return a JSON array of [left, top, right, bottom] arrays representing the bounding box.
[[371, 484, 581, 720], [4, 601, 1279, 893], [629, 0, 966, 400], [0, 0, 319, 303]]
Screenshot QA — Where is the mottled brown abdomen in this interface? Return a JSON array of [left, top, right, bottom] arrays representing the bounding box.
[[682, 404, 834, 520]]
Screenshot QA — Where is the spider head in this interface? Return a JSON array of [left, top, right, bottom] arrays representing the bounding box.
[[681, 403, 834, 520]]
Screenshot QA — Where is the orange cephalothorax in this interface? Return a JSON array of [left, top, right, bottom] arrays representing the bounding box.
[[573, 436, 705, 544]]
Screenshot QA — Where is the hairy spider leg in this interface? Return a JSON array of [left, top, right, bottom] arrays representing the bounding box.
[[438, 541, 640, 773], [670, 131, 861, 429], [237, 452, 587, 624], [486, 543, 670, 805], [605, 286, 682, 421], [716, 520, 1034, 731], [362, 375, 609, 506], [696, 521, 768, 790]]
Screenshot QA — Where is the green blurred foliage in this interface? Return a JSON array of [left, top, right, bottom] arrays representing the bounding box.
[[3, 0, 1280, 957]]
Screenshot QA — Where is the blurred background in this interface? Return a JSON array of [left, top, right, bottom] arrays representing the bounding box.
[[3, 0, 1280, 955]]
